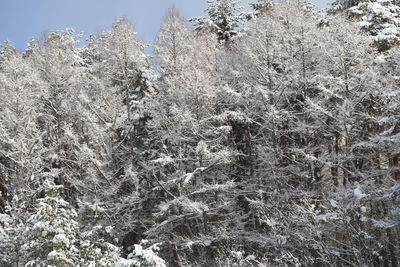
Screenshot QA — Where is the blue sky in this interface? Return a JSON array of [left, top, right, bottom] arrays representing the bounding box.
[[0, 0, 331, 51]]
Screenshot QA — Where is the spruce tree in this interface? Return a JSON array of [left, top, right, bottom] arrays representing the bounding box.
[[190, 0, 245, 44]]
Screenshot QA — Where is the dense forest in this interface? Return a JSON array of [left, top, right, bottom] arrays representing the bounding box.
[[0, 0, 399, 266]]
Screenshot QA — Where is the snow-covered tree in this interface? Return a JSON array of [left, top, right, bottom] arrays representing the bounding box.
[[24, 30, 99, 205], [250, 0, 273, 13], [0, 40, 46, 208], [0, 195, 26, 267], [74, 18, 160, 257], [0, 179, 166, 266], [125, 240, 166, 267], [1, 180, 111, 266], [155, 6, 193, 83], [88, 17, 150, 123], [190, 0, 245, 44], [330, 0, 400, 51], [1, 3, 399, 266]]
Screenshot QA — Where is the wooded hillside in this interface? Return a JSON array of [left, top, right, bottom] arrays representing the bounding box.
[[0, 0, 399, 266]]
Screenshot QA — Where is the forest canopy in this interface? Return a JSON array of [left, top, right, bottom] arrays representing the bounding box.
[[0, 0, 399, 266]]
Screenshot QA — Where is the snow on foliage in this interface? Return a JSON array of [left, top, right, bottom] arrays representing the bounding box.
[[190, 0, 246, 43], [1, 1, 400, 266], [331, 0, 400, 50], [0, 180, 166, 266]]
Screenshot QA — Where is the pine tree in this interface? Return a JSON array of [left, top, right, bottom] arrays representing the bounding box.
[[0, 179, 166, 266], [190, 0, 245, 44], [330, 0, 400, 51], [251, 0, 273, 14]]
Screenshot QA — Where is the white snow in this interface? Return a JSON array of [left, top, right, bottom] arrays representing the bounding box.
[[374, 55, 386, 64], [354, 187, 367, 199]]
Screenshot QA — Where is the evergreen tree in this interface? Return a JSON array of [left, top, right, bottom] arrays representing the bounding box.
[[190, 0, 245, 43], [0, 179, 166, 266], [330, 0, 400, 51]]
